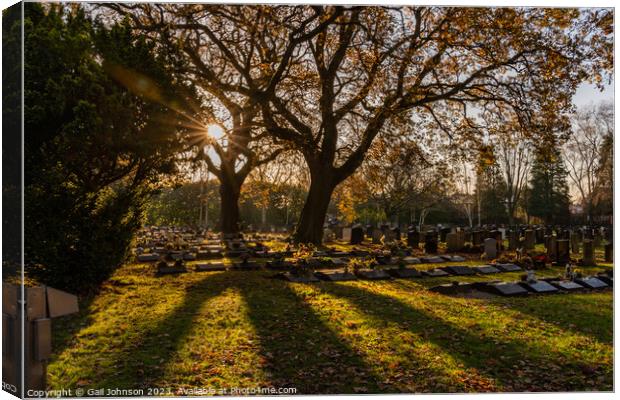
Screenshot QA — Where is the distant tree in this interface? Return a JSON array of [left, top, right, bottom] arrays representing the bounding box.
[[564, 101, 613, 223], [527, 139, 571, 224], [146, 181, 220, 227], [475, 145, 508, 225]]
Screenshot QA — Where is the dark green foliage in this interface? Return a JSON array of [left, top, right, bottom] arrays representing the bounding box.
[[527, 138, 571, 224], [2, 4, 23, 267], [21, 3, 189, 291]]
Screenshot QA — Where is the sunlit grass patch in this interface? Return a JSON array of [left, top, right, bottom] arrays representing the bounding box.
[[48, 261, 613, 394]]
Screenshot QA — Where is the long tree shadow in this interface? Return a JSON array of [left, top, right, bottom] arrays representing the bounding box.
[[489, 291, 613, 345], [96, 272, 230, 389], [236, 278, 387, 394], [317, 282, 612, 392]]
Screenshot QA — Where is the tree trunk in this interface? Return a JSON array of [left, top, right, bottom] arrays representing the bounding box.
[[293, 169, 335, 245], [219, 178, 242, 235]]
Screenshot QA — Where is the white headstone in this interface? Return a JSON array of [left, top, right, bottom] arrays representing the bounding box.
[[342, 227, 352, 242]]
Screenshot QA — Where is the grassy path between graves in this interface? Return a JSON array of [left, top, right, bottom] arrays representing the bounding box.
[[48, 261, 613, 394]]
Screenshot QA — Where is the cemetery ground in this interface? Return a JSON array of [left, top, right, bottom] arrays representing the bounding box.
[[45, 239, 613, 395]]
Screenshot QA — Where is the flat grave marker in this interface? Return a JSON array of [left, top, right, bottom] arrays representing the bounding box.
[[355, 269, 392, 280], [519, 280, 559, 294], [472, 265, 501, 274], [485, 282, 529, 296], [422, 268, 450, 277], [575, 277, 608, 289], [315, 271, 358, 282], [195, 263, 228, 272], [495, 263, 522, 272], [137, 254, 160, 262], [440, 266, 476, 276], [441, 255, 466, 262], [420, 256, 445, 264], [549, 280, 584, 291], [386, 267, 422, 278], [429, 282, 475, 295], [156, 263, 188, 276]]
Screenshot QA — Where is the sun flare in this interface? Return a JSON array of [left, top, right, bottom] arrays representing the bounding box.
[[206, 124, 225, 139]]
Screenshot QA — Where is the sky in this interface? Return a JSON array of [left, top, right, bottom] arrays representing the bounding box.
[[573, 81, 614, 108]]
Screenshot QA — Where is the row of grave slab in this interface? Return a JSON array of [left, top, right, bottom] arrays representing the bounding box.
[[429, 273, 613, 296]]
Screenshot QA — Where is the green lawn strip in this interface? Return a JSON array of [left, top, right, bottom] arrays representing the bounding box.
[[318, 282, 611, 390], [47, 263, 612, 394]]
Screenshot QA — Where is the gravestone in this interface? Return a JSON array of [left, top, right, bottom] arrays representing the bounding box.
[[484, 238, 497, 259], [498, 228, 506, 240], [351, 225, 364, 245], [508, 230, 518, 251], [424, 233, 438, 254], [439, 228, 451, 243], [575, 277, 607, 289], [402, 256, 421, 264], [446, 233, 459, 253], [137, 253, 160, 262], [582, 240, 596, 265], [495, 263, 522, 272], [383, 228, 396, 244], [520, 280, 559, 294], [535, 228, 545, 244], [486, 282, 529, 296], [386, 267, 422, 279], [315, 271, 357, 282], [441, 255, 466, 262], [524, 230, 535, 249], [407, 228, 419, 248], [593, 231, 602, 247], [156, 262, 187, 276], [422, 268, 450, 277], [464, 231, 473, 244], [420, 256, 445, 263], [342, 227, 352, 242], [472, 231, 484, 246], [440, 266, 476, 276], [195, 263, 227, 272], [323, 228, 335, 243], [555, 239, 570, 264], [596, 273, 613, 286], [570, 232, 580, 254], [472, 265, 501, 274], [429, 282, 476, 295], [365, 225, 374, 240], [355, 269, 392, 280], [490, 230, 503, 244], [456, 230, 466, 249], [604, 243, 613, 262], [372, 228, 382, 244], [545, 235, 557, 261], [392, 227, 402, 241], [550, 280, 584, 291]]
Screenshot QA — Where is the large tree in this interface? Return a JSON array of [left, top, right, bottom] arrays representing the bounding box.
[[102, 4, 318, 235], [106, 5, 611, 243], [255, 7, 610, 243]]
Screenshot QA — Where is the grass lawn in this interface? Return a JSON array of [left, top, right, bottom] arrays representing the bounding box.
[[48, 257, 613, 394]]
